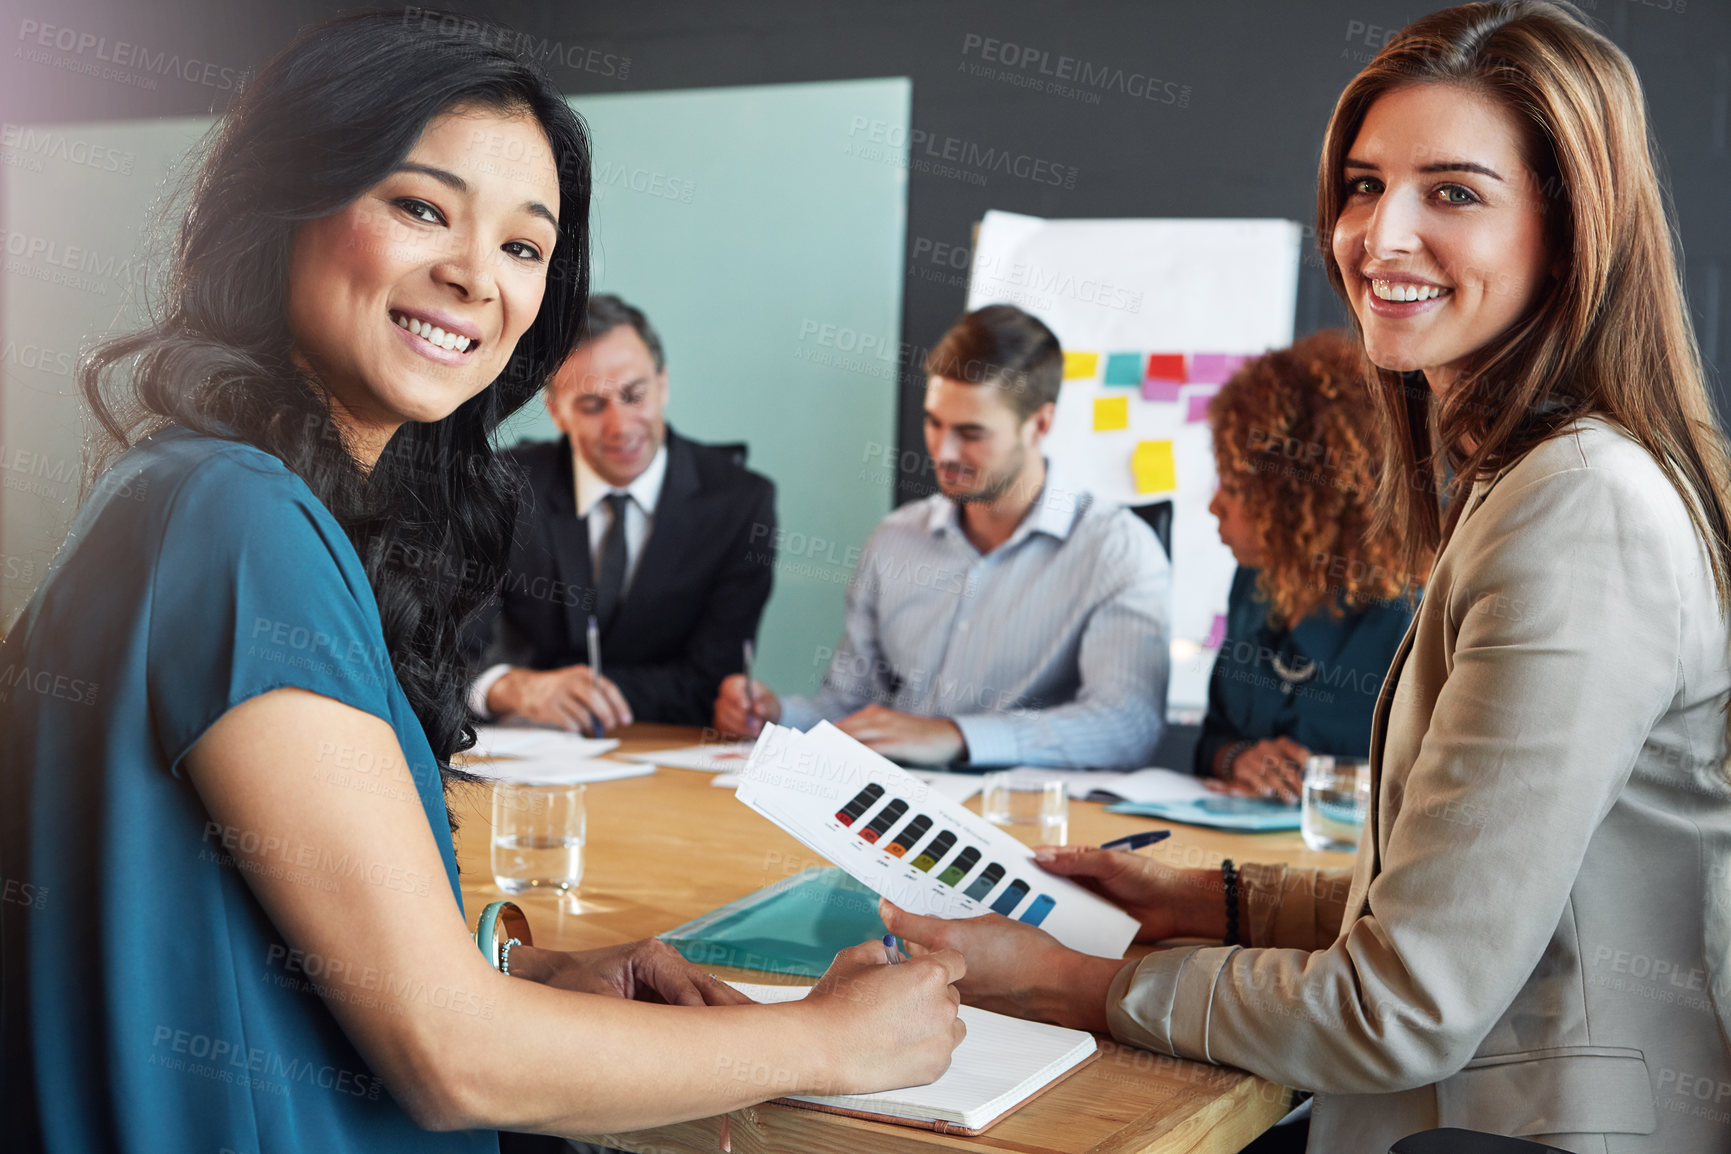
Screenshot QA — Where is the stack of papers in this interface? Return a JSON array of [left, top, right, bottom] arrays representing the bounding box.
[[465, 725, 646, 785]]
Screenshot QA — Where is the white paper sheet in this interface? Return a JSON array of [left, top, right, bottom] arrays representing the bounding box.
[[462, 755, 653, 786], [470, 725, 619, 761], [736, 723, 1138, 959], [730, 981, 1095, 1130], [618, 742, 759, 772]]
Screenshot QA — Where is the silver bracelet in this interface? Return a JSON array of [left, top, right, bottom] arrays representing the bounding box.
[[499, 936, 522, 976]]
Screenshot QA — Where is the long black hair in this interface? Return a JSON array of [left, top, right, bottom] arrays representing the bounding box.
[[80, 11, 591, 798]]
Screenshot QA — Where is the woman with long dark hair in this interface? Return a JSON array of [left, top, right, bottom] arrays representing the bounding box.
[[0, 13, 963, 1151], [883, 3, 1731, 1150]]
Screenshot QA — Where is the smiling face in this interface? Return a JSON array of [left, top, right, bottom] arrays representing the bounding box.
[[285, 105, 560, 460], [546, 323, 669, 487], [922, 376, 1051, 504], [1331, 82, 1553, 394]]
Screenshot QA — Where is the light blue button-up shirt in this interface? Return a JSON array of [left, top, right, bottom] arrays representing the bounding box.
[[779, 465, 1171, 768]]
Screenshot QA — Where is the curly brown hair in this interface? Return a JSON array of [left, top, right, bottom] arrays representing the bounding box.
[[1208, 329, 1426, 629]]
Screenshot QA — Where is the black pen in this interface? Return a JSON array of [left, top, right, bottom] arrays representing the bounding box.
[[1099, 830, 1172, 851]]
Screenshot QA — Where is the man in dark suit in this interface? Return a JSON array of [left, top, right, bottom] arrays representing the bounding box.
[[467, 294, 776, 731]]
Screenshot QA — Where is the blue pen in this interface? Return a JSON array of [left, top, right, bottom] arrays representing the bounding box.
[[882, 933, 906, 963], [1099, 830, 1172, 851]]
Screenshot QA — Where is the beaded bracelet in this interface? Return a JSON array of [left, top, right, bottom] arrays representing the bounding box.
[[1222, 858, 1240, 946], [1220, 740, 1256, 780], [499, 936, 522, 977], [474, 900, 534, 971]]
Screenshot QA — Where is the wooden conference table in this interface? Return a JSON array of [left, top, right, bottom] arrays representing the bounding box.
[[451, 724, 1354, 1154]]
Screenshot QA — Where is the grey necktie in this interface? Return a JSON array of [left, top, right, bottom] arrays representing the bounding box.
[[593, 491, 630, 630]]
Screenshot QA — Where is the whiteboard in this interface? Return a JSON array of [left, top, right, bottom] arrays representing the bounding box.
[[965, 211, 1301, 717]]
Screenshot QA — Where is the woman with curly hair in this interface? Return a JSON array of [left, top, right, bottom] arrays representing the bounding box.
[[1196, 328, 1426, 800]]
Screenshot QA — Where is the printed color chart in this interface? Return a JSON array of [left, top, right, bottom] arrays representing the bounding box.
[[736, 722, 1139, 958]]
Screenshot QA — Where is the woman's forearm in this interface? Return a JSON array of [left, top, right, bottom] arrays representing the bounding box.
[[443, 980, 851, 1135]]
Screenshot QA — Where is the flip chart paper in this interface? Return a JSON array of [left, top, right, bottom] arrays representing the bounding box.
[[1132, 440, 1177, 494], [1093, 396, 1129, 431]]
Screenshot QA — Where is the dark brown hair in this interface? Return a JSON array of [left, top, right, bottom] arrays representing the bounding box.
[[1210, 330, 1423, 628], [1318, 0, 1731, 610], [923, 304, 1062, 422]]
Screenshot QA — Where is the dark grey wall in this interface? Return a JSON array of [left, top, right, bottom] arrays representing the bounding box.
[[2, 0, 1726, 498]]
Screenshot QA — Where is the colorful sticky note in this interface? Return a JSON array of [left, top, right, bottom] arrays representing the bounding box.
[[1093, 395, 1130, 431], [1144, 353, 1186, 383], [1103, 352, 1143, 386], [1141, 379, 1182, 403], [1204, 613, 1227, 649], [1062, 351, 1100, 380], [1188, 353, 1250, 384], [1185, 387, 1220, 423], [1131, 440, 1177, 494]]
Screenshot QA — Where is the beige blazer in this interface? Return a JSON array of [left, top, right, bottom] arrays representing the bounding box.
[[1107, 418, 1731, 1152]]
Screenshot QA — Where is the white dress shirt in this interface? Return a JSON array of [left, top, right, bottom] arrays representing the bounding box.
[[468, 442, 669, 717]]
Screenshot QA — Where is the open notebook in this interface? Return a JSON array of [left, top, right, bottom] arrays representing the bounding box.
[[730, 981, 1098, 1135]]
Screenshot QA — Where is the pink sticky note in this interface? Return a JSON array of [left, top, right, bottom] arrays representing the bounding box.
[[1185, 387, 1220, 423], [1189, 353, 1250, 384], [1141, 379, 1182, 403], [1205, 613, 1227, 649]]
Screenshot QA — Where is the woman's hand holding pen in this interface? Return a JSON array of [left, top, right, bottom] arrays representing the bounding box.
[[802, 940, 968, 1093], [713, 673, 780, 739]]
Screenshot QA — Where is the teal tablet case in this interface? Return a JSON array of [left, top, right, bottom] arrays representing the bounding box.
[[1105, 796, 1303, 831], [659, 867, 889, 978]]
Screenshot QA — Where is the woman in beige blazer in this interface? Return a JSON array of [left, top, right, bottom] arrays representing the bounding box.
[[884, 3, 1731, 1151]]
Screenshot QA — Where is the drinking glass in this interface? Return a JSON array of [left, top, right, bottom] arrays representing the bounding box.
[[1301, 756, 1371, 852], [979, 772, 1069, 846], [491, 782, 586, 894]]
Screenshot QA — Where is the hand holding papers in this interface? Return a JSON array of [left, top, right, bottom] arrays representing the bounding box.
[[736, 722, 1139, 959]]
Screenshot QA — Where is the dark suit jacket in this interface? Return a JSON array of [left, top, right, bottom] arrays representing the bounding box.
[[470, 428, 776, 725]]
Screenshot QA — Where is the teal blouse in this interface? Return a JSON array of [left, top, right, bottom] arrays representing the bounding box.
[[1194, 566, 1416, 776], [0, 427, 497, 1153]]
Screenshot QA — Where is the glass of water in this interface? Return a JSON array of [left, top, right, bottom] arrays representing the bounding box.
[[491, 782, 586, 894], [980, 772, 1069, 846], [1301, 756, 1371, 852]]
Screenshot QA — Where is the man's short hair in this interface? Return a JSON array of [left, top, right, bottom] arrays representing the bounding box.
[[578, 293, 665, 371], [923, 304, 1062, 422]]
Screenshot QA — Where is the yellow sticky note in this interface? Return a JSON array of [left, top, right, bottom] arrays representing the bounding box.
[[1063, 351, 1100, 380], [1093, 395, 1129, 432], [1132, 440, 1177, 494]]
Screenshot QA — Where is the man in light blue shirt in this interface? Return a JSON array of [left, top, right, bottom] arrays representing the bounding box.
[[714, 305, 1170, 768]]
